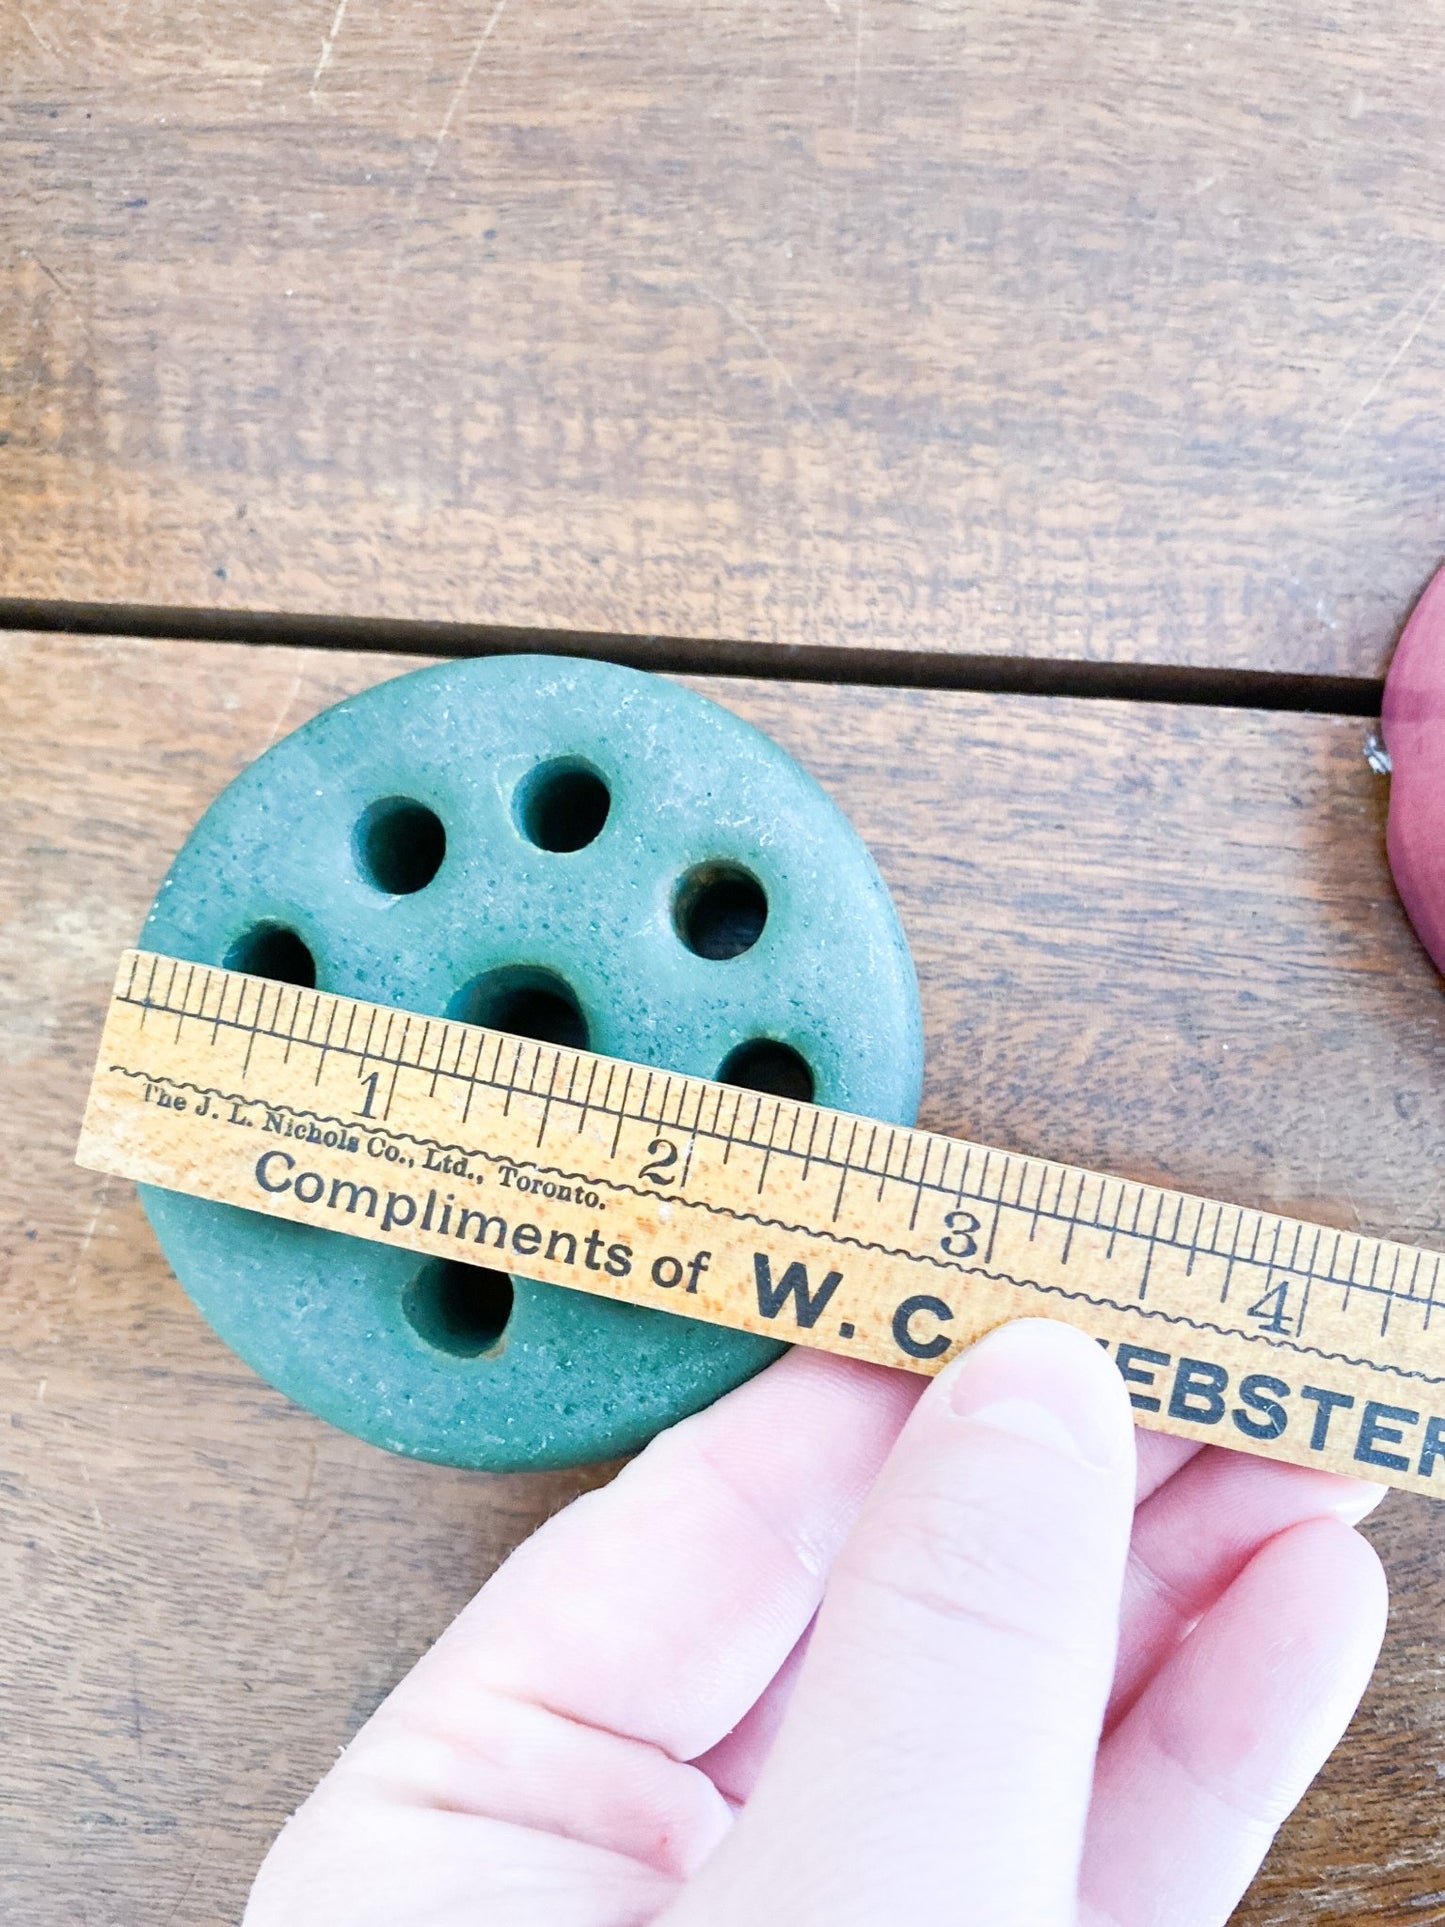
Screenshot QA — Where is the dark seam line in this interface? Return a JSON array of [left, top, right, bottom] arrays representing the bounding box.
[[0, 596, 1385, 716]]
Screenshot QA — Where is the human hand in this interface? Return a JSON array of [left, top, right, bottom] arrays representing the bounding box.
[[245, 1319, 1387, 1926]]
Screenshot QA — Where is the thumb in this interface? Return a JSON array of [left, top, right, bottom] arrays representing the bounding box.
[[670, 1319, 1136, 1927]]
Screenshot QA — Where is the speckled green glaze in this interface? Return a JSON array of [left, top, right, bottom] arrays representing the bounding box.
[[138, 655, 923, 1469]]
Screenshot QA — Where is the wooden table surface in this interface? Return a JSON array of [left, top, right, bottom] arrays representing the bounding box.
[[5, 0, 1445, 676], [3, 633, 1443, 1924], [4, 5, 1445, 1922]]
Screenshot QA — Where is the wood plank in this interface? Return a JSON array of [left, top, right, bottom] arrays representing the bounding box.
[[5, 3, 1445, 675], [2, 631, 1443, 1922]]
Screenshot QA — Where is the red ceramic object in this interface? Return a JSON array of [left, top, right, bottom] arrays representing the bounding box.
[[1383, 565, 1445, 976]]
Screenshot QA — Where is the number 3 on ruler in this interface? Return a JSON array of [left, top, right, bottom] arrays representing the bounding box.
[[940, 1209, 981, 1258], [1247, 1278, 1293, 1334]]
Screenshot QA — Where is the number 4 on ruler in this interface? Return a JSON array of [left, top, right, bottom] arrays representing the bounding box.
[[1247, 1278, 1292, 1334]]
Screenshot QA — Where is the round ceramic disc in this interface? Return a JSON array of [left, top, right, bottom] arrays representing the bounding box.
[[139, 655, 924, 1469]]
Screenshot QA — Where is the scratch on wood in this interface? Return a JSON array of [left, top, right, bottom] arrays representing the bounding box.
[[73, 1450, 106, 1533], [309, 0, 352, 101], [20, 248, 85, 319], [67, 1178, 113, 1296], [130, 1653, 145, 1769], [851, 0, 865, 130], [258, 664, 306, 752], [700, 283, 917, 538], [271, 1441, 320, 1605], [161, 1826, 217, 1927], [420, 0, 511, 189], [1315, 270, 1445, 471], [705, 289, 820, 425], [17, 7, 59, 58]]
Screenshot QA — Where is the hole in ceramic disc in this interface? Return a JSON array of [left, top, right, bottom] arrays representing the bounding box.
[[403, 1259, 513, 1356], [224, 922, 317, 988], [675, 864, 768, 959], [719, 1039, 815, 1103], [449, 966, 590, 1051], [355, 797, 446, 895], [515, 760, 611, 853]]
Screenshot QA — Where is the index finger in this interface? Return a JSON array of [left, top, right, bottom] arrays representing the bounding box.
[[384, 1346, 923, 1762]]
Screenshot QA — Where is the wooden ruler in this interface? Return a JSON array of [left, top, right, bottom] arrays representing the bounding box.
[[78, 949, 1445, 1494]]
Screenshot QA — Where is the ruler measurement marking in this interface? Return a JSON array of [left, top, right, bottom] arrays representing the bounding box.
[[386, 1018, 411, 1119], [168, 961, 190, 1043], [80, 955, 1445, 1497], [1023, 1163, 1043, 1242], [755, 1103, 781, 1195], [1280, 1221, 1301, 1298], [1012, 1158, 1030, 1215], [983, 1155, 1004, 1265], [1137, 1193, 1165, 1300], [1183, 1201, 1205, 1278], [1103, 1178, 1124, 1261], [907, 1137, 931, 1232], [576, 1057, 599, 1139], [457, 1034, 481, 1126], [203, 968, 224, 1047], [500, 1039, 522, 1118], [1257, 1220, 1283, 1312], [1405, 1246, 1424, 1306], [116, 974, 1174, 1237], [445, 1021, 468, 1094], [425, 1019, 447, 1098], [1340, 1234, 1360, 1316], [701, 1081, 723, 1155], [1165, 1193, 1182, 1250], [802, 1107, 822, 1193], [1219, 1209, 1243, 1304], [832, 1121, 860, 1221], [313, 996, 337, 1086], [1059, 1170, 1086, 1267], [240, 1007, 260, 1079], [1044, 1167, 1067, 1244], [1296, 1227, 1322, 1340], [1380, 1247, 1404, 1337], [677, 1085, 703, 1190], [611, 1069, 634, 1161], [859, 1125, 878, 1203], [954, 1146, 974, 1216], [534, 1051, 560, 1150]]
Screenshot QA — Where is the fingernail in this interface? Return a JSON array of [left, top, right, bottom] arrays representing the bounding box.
[[945, 1319, 1128, 1470], [1326, 1480, 1389, 1524]]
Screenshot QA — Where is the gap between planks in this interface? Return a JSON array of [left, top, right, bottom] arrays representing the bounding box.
[[0, 597, 1386, 717]]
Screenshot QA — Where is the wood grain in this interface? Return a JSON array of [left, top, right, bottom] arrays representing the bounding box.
[[5, 3, 1445, 675], [2, 631, 1443, 1922]]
